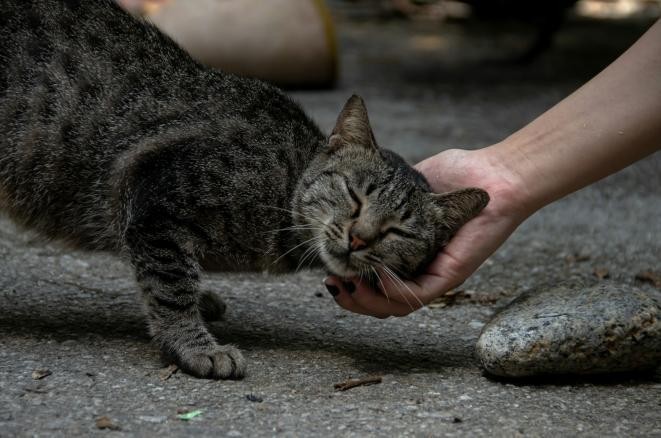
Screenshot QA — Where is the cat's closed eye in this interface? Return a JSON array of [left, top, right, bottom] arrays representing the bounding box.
[[346, 185, 362, 219], [381, 227, 416, 239]]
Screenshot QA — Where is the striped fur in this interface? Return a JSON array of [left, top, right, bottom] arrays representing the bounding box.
[[0, 1, 488, 379]]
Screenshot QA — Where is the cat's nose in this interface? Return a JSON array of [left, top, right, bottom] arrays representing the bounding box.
[[349, 232, 368, 251]]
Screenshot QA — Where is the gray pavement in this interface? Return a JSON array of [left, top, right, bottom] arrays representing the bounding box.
[[2, 11, 661, 437]]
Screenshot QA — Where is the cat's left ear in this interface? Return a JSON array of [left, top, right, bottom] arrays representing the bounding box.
[[429, 188, 490, 232], [328, 94, 378, 152]]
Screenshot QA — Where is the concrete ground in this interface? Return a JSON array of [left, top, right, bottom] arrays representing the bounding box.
[[1, 9, 661, 438]]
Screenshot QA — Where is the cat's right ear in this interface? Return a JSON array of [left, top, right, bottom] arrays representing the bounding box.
[[328, 95, 378, 152], [429, 188, 490, 232]]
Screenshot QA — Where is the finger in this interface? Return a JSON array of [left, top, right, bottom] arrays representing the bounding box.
[[349, 278, 420, 317], [323, 277, 375, 317]]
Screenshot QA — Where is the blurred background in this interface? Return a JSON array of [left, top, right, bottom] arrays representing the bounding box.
[[118, 0, 660, 161]]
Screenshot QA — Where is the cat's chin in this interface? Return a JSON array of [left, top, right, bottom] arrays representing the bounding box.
[[320, 251, 361, 278]]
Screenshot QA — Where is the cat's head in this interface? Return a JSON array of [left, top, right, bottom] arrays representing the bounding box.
[[293, 95, 489, 279]]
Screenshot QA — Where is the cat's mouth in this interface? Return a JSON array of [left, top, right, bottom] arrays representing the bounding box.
[[320, 246, 373, 278]]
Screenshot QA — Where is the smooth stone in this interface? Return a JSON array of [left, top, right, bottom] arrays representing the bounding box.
[[475, 283, 661, 377]]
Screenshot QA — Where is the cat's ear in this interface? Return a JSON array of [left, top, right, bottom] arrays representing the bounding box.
[[329, 94, 378, 152], [429, 188, 490, 232]]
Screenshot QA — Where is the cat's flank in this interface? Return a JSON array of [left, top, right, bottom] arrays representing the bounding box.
[[0, 0, 489, 379]]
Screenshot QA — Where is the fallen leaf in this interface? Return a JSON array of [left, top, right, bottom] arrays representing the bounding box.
[[95, 416, 121, 431], [429, 289, 467, 307], [31, 369, 52, 380], [565, 252, 591, 264], [427, 289, 500, 308], [159, 364, 178, 381], [444, 289, 463, 298], [427, 300, 447, 309], [593, 267, 610, 280], [635, 270, 661, 288]]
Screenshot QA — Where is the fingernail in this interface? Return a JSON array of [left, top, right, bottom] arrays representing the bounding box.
[[343, 281, 356, 294], [325, 283, 340, 297]]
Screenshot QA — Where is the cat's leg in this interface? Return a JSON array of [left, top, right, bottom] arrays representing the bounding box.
[[199, 290, 226, 322], [123, 215, 245, 379]]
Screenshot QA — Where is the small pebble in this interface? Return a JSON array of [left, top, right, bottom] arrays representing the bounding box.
[[246, 393, 263, 403]]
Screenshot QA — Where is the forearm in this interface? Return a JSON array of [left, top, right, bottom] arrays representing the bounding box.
[[486, 19, 661, 215]]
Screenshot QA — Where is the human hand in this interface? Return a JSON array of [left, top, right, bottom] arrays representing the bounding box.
[[324, 147, 532, 317]]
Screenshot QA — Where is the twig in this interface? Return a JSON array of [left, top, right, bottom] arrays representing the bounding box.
[[334, 376, 382, 391]]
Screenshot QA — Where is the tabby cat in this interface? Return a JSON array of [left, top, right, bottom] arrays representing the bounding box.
[[0, 0, 489, 379]]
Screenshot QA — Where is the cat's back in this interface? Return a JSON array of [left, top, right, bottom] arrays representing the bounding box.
[[0, 0, 324, 250]]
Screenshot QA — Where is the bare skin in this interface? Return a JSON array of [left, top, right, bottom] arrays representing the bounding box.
[[326, 18, 661, 318]]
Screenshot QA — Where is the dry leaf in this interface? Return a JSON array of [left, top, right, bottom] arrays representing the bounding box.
[[159, 364, 178, 381], [427, 300, 447, 309], [635, 270, 661, 288], [565, 252, 591, 264], [427, 289, 500, 308], [593, 267, 610, 280], [95, 416, 121, 431], [31, 369, 52, 380]]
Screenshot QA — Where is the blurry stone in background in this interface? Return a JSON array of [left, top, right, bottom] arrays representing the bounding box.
[[576, 0, 661, 18], [118, 0, 338, 89], [331, 0, 661, 20]]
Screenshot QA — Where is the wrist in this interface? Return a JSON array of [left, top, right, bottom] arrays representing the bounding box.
[[475, 141, 541, 220]]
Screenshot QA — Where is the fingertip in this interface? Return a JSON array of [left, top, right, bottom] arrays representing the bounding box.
[[324, 277, 364, 313], [324, 282, 340, 298]]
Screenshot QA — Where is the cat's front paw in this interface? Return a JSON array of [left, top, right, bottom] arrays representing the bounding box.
[[155, 323, 247, 379], [176, 344, 247, 380]]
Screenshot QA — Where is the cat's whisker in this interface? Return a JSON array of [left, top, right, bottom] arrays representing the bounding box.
[[266, 223, 322, 232], [271, 234, 324, 267], [380, 265, 413, 311], [295, 240, 323, 272], [263, 224, 323, 236], [382, 265, 424, 310], [303, 245, 322, 271], [257, 204, 327, 227], [294, 248, 314, 273], [371, 266, 390, 304]]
